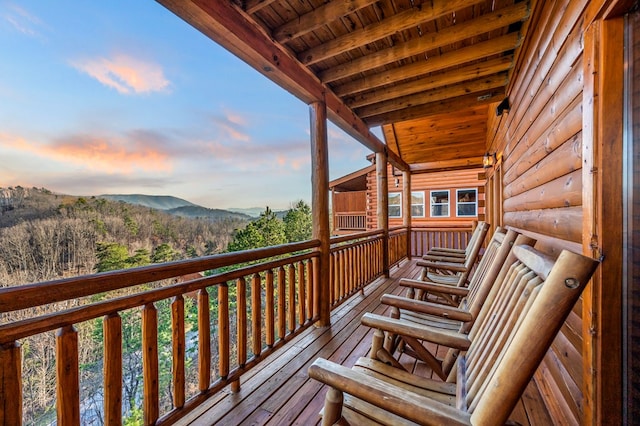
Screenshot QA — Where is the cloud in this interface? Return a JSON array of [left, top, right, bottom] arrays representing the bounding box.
[[71, 54, 170, 95], [2, 4, 43, 38], [211, 111, 250, 142], [1, 131, 174, 174]]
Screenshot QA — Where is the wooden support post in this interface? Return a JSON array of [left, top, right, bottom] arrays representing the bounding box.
[[377, 150, 390, 277], [0, 342, 22, 425], [402, 170, 412, 259], [310, 100, 331, 326], [582, 17, 624, 426]]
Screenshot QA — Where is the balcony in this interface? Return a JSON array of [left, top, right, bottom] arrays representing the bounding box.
[[0, 227, 513, 425]]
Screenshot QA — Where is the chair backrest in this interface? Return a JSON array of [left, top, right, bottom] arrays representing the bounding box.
[[456, 245, 599, 425], [463, 221, 486, 256], [461, 221, 489, 270]]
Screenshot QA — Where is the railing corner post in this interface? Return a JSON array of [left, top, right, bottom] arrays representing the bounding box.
[[0, 341, 22, 425]]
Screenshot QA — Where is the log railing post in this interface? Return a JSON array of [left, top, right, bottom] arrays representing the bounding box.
[[310, 100, 331, 326], [377, 150, 390, 277], [197, 289, 211, 392], [142, 303, 159, 424], [0, 341, 22, 425], [103, 313, 122, 426], [172, 295, 186, 408], [56, 325, 80, 425], [403, 170, 412, 259]]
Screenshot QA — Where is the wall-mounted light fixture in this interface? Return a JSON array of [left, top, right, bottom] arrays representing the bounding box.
[[496, 97, 510, 116], [482, 152, 497, 168], [395, 177, 400, 187]]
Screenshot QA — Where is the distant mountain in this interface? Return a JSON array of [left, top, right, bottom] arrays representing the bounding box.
[[99, 194, 196, 210], [167, 205, 251, 221], [226, 207, 265, 218]]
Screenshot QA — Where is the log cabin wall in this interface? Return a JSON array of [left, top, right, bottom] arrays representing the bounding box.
[[486, 0, 592, 423], [366, 164, 485, 230]]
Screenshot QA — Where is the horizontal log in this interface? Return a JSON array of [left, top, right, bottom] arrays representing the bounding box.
[[503, 206, 582, 243], [0, 239, 320, 313], [503, 96, 582, 186], [504, 135, 582, 198], [503, 169, 582, 212]]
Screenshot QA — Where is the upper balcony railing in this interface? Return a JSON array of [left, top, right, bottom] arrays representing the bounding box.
[[333, 212, 366, 231], [0, 224, 473, 425]]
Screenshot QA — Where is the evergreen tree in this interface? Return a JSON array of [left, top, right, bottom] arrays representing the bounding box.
[[283, 200, 312, 242], [227, 207, 286, 251], [95, 242, 129, 272]]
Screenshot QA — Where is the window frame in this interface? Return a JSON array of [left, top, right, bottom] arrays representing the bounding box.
[[429, 190, 450, 218], [456, 188, 478, 217], [388, 191, 402, 218], [411, 191, 425, 218]]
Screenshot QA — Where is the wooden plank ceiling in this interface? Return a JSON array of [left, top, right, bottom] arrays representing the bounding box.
[[158, 0, 530, 172]]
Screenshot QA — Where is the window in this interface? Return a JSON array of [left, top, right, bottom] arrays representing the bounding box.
[[430, 190, 449, 217], [388, 192, 401, 218], [456, 188, 477, 217], [411, 191, 425, 217]]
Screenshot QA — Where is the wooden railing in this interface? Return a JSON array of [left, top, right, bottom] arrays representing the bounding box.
[[410, 225, 473, 257], [0, 241, 321, 425], [0, 230, 410, 425], [388, 226, 408, 267], [334, 212, 366, 231]]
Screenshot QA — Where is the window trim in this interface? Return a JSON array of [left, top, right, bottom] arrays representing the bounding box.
[[456, 188, 478, 217], [388, 191, 402, 218], [411, 191, 425, 218], [430, 190, 450, 218]]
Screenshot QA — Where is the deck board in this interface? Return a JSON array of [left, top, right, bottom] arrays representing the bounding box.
[[176, 259, 551, 425]]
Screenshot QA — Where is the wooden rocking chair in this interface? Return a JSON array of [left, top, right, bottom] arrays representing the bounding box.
[[372, 229, 536, 380], [423, 221, 487, 262], [308, 245, 599, 426], [416, 222, 489, 288]]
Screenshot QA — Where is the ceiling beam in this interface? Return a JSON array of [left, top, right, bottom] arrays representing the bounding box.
[[274, 0, 378, 43], [157, 0, 409, 171], [346, 56, 513, 109], [298, 0, 485, 65], [364, 89, 505, 126], [244, 0, 277, 15], [335, 33, 519, 97], [357, 74, 508, 119], [320, 1, 529, 83], [410, 158, 485, 173]]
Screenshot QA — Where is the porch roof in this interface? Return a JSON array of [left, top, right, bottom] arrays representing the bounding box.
[[157, 0, 533, 173]]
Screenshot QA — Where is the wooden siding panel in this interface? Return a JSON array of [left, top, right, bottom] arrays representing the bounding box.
[[493, 0, 593, 423]]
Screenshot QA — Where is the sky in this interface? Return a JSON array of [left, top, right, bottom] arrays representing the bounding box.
[[0, 1, 374, 209]]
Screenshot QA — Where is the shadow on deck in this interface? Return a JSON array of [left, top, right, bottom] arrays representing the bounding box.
[[176, 259, 553, 426]]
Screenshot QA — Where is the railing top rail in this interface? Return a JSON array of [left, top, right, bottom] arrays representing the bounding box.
[[0, 239, 320, 313], [411, 224, 474, 230], [330, 229, 384, 245]]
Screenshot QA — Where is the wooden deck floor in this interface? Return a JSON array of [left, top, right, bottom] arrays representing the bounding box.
[[176, 259, 554, 426]]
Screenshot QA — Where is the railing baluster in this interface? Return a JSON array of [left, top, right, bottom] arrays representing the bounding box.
[[298, 261, 305, 325], [142, 303, 159, 425], [287, 265, 295, 333], [251, 273, 262, 358], [198, 289, 211, 391], [103, 313, 122, 426], [219, 283, 229, 379], [306, 260, 313, 321], [313, 257, 320, 317], [237, 277, 247, 369], [330, 252, 336, 305], [0, 341, 22, 425], [277, 267, 286, 340], [57, 325, 79, 425], [265, 270, 275, 347], [172, 295, 185, 408], [338, 250, 345, 300]]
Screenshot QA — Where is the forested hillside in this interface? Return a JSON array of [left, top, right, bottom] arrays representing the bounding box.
[[0, 186, 249, 287], [0, 186, 313, 424]]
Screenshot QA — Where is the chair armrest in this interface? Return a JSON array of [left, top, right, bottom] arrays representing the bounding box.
[[361, 313, 471, 350], [308, 358, 471, 426], [421, 254, 466, 264], [428, 248, 466, 256], [380, 294, 473, 322], [399, 278, 469, 297], [416, 260, 468, 272]]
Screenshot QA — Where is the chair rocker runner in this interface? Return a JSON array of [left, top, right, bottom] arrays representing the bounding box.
[[308, 245, 599, 426]]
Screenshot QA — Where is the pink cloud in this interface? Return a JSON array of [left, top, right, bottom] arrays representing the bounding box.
[[1, 132, 173, 174], [72, 54, 170, 95], [211, 112, 250, 142]]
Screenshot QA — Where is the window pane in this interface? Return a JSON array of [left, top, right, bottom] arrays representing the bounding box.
[[457, 203, 476, 216], [457, 189, 476, 202], [411, 205, 424, 217], [431, 191, 448, 203], [411, 192, 424, 204], [388, 192, 401, 204], [389, 206, 401, 217], [432, 204, 449, 216]]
